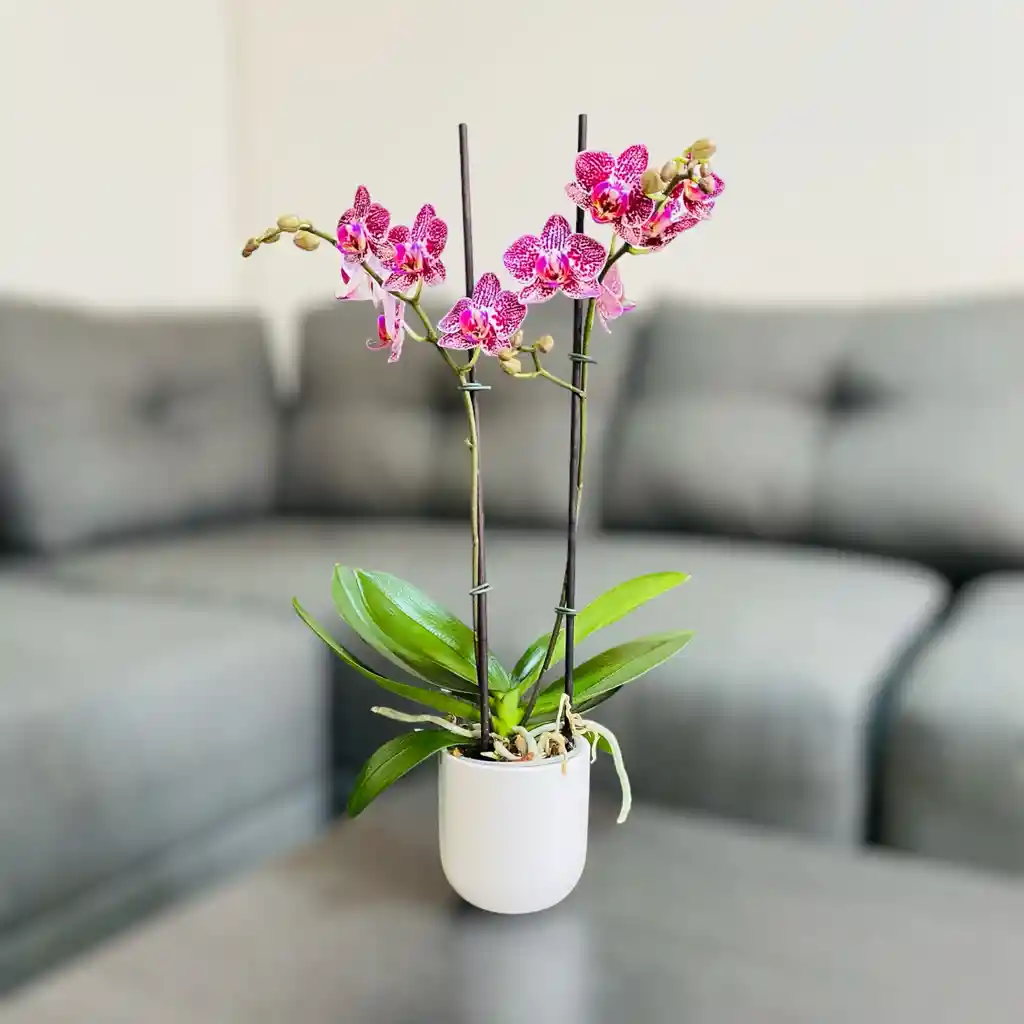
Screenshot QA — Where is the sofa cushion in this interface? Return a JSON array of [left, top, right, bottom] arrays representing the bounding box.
[[0, 577, 327, 940], [880, 573, 1024, 872], [49, 518, 948, 843], [281, 302, 450, 517], [0, 299, 277, 553], [605, 295, 1024, 578]]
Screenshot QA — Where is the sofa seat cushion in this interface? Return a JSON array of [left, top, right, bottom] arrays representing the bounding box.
[[50, 519, 948, 843], [881, 574, 1024, 871], [0, 299, 278, 553], [0, 578, 327, 936]]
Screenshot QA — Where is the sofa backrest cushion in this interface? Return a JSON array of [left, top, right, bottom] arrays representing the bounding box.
[[0, 299, 278, 553], [281, 301, 451, 517], [604, 295, 1024, 578]]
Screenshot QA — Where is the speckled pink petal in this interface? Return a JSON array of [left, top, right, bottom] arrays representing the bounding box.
[[387, 334, 404, 363], [623, 192, 655, 225], [353, 185, 371, 218], [479, 332, 507, 356], [387, 224, 411, 244], [575, 150, 615, 188], [563, 275, 601, 300], [492, 291, 526, 339], [423, 257, 446, 286], [615, 220, 645, 246], [412, 203, 436, 240], [439, 298, 472, 332], [614, 145, 648, 187], [540, 214, 571, 250], [438, 329, 478, 350], [338, 209, 355, 227], [366, 203, 390, 239], [473, 272, 501, 308], [385, 270, 417, 292], [565, 182, 589, 208], [519, 280, 558, 304], [426, 217, 448, 256], [503, 235, 542, 280], [567, 233, 605, 280]]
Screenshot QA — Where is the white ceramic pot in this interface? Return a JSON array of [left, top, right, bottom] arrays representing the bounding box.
[[438, 739, 591, 914]]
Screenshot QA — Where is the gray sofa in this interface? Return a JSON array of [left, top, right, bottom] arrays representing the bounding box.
[[1, 291, 1021, 992]]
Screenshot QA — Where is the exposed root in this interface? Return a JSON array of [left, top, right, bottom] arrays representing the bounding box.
[[579, 718, 632, 824], [511, 725, 539, 757], [370, 706, 479, 738]]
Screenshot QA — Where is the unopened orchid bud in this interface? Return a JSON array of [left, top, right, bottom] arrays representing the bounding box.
[[689, 138, 717, 162], [262, 229, 282, 244], [242, 237, 260, 258], [293, 230, 320, 251], [698, 176, 716, 194], [276, 214, 302, 232], [500, 356, 523, 375], [508, 330, 524, 351], [497, 347, 518, 362], [534, 334, 554, 354], [688, 161, 702, 181], [640, 169, 664, 195], [660, 159, 680, 182]]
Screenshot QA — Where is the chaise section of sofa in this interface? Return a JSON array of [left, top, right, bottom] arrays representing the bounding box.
[[0, 576, 328, 992]]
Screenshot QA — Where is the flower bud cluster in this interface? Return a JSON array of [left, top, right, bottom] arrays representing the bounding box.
[[241, 215, 314, 257]]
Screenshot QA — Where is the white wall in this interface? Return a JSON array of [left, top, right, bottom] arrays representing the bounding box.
[[0, 1, 239, 308], [231, 0, 1024, 369]]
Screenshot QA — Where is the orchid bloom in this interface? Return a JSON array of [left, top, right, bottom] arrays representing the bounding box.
[[336, 186, 391, 266], [437, 272, 526, 355], [502, 214, 605, 304], [365, 292, 406, 363], [596, 263, 636, 332], [674, 171, 725, 221], [383, 204, 448, 292], [634, 198, 701, 252], [336, 253, 385, 303], [565, 144, 654, 243]]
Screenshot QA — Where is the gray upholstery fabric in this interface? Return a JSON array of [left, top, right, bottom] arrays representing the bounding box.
[[814, 402, 1024, 575], [880, 573, 1024, 872], [605, 395, 821, 538], [0, 577, 327, 945], [0, 299, 278, 553], [50, 519, 948, 842], [606, 295, 1024, 577], [0, 782, 324, 994], [281, 302, 450, 515]]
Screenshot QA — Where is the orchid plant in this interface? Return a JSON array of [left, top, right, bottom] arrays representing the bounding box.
[[241, 124, 722, 824]]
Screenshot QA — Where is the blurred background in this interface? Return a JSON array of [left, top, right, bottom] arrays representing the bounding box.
[[3, 0, 1024, 1002]]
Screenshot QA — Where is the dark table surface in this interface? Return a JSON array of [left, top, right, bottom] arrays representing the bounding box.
[[5, 778, 1024, 1023]]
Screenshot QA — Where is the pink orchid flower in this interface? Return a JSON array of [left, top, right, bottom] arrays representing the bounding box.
[[437, 272, 526, 355], [383, 203, 448, 293], [635, 198, 701, 251], [502, 213, 605, 304], [565, 144, 655, 242], [674, 171, 725, 221], [336, 253, 385, 302], [596, 263, 637, 332], [365, 292, 406, 363], [336, 186, 391, 266]]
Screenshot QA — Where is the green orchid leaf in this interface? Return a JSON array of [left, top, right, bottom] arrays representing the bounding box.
[[532, 631, 694, 718], [293, 599, 479, 720], [513, 572, 689, 687], [332, 567, 478, 695], [336, 567, 514, 693], [347, 729, 465, 817]]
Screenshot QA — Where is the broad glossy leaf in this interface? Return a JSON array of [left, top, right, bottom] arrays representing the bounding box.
[[513, 572, 689, 686], [338, 567, 514, 692], [332, 567, 478, 695], [294, 599, 479, 720], [348, 729, 464, 817], [533, 631, 694, 717]]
